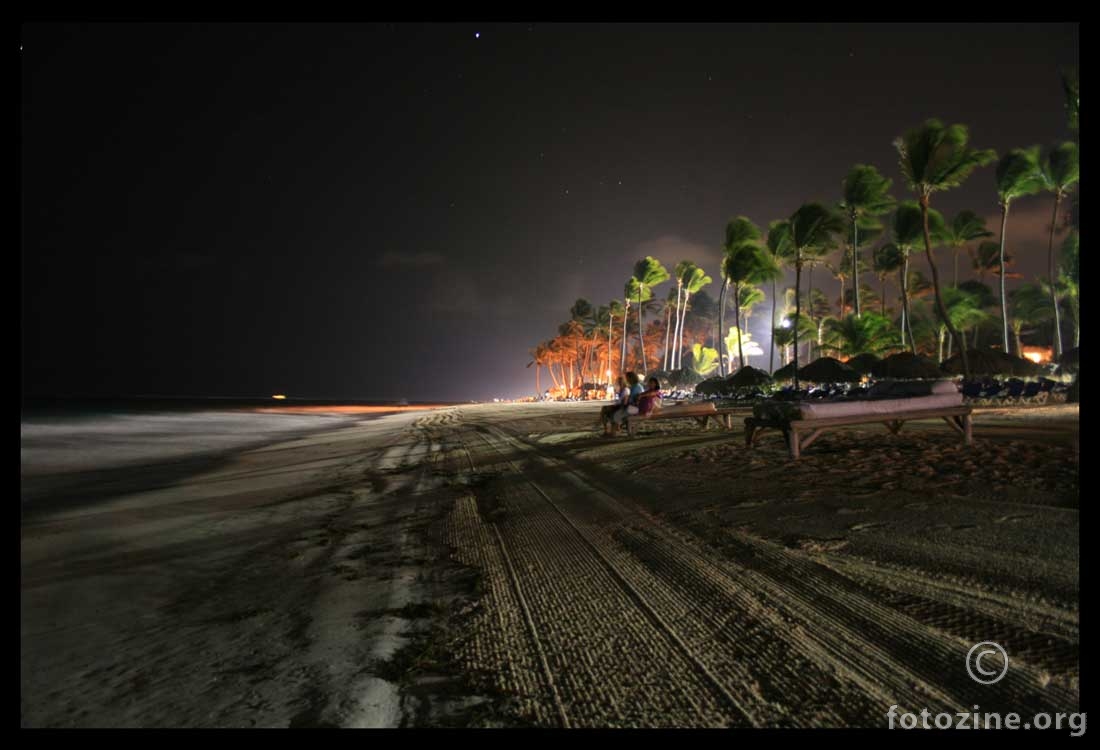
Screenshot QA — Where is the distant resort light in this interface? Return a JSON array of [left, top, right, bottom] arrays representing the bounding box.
[[272, 394, 287, 400]]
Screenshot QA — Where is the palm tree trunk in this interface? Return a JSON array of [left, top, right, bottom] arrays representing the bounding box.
[[1048, 193, 1065, 358], [607, 314, 614, 382], [734, 282, 746, 370], [1014, 325, 1024, 358], [807, 264, 814, 360], [620, 305, 629, 375], [793, 256, 803, 391], [662, 306, 672, 370], [677, 292, 690, 370], [938, 326, 945, 363], [769, 278, 777, 373], [672, 284, 683, 369], [636, 290, 646, 371], [922, 197, 969, 379], [717, 280, 728, 376], [535, 362, 540, 398], [998, 202, 1011, 352], [852, 216, 861, 317], [900, 261, 910, 351], [839, 274, 846, 317], [952, 247, 959, 289]]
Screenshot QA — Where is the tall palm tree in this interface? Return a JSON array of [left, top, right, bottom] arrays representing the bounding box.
[[765, 220, 794, 373], [608, 299, 626, 378], [788, 203, 845, 390], [1038, 141, 1079, 358], [1060, 231, 1080, 347], [944, 210, 994, 289], [723, 237, 772, 371], [1008, 283, 1053, 357], [994, 146, 1045, 353], [719, 217, 763, 375], [527, 341, 551, 397], [738, 284, 768, 336], [889, 201, 946, 352], [937, 287, 988, 363], [840, 164, 895, 317], [631, 257, 669, 371], [894, 119, 996, 379], [670, 261, 697, 369], [678, 266, 712, 371], [620, 285, 634, 377], [872, 242, 903, 320], [661, 287, 678, 370]]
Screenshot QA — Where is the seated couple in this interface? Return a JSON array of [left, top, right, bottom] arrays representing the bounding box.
[[600, 372, 662, 436]]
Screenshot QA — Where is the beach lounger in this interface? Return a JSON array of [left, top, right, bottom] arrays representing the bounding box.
[[624, 402, 727, 438], [744, 380, 973, 459]]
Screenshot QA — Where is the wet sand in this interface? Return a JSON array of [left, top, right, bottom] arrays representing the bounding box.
[[21, 403, 1079, 727]]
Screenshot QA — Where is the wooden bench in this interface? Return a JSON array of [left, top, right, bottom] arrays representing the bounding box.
[[744, 405, 973, 459], [625, 402, 729, 438]]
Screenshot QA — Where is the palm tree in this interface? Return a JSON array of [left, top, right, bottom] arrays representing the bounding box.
[[894, 119, 996, 379], [822, 312, 896, 358], [839, 164, 895, 317], [687, 343, 720, 377], [678, 265, 712, 372], [765, 220, 794, 373], [994, 146, 1045, 353], [620, 285, 634, 376], [938, 287, 989, 363], [661, 287, 678, 370], [872, 242, 903, 320], [723, 239, 773, 371], [889, 201, 946, 353], [943, 210, 994, 289], [1060, 231, 1079, 347], [527, 341, 550, 398], [738, 284, 767, 337], [719, 217, 763, 374], [608, 299, 626, 377], [788, 203, 845, 389], [1008, 283, 1053, 357], [670, 261, 697, 369], [1062, 67, 1079, 136], [1038, 141, 1079, 358], [631, 257, 669, 371]]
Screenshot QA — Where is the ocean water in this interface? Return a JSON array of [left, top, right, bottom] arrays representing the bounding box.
[[20, 397, 441, 479]]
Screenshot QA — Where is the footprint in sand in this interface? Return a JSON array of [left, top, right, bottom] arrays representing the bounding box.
[[994, 514, 1033, 524], [848, 521, 886, 532], [835, 507, 870, 515]]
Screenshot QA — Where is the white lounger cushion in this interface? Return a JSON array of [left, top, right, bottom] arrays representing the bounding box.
[[798, 391, 963, 419]]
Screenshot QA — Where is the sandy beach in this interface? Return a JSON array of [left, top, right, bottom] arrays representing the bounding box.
[[20, 402, 1079, 727]]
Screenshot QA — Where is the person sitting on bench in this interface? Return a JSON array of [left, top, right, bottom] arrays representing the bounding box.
[[608, 372, 644, 434], [636, 377, 663, 416], [600, 374, 631, 436]]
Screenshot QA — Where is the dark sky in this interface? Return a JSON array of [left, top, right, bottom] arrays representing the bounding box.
[[21, 22, 1078, 402]]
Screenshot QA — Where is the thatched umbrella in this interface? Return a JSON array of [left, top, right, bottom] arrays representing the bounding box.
[[845, 352, 880, 375], [772, 362, 797, 381], [942, 349, 1043, 377], [872, 352, 943, 379], [694, 376, 727, 396], [726, 366, 774, 388], [991, 350, 1045, 377], [798, 357, 861, 383]]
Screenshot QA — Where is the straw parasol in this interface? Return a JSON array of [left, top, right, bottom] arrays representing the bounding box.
[[871, 351, 944, 379], [845, 352, 880, 375], [726, 366, 774, 388], [797, 357, 861, 383]]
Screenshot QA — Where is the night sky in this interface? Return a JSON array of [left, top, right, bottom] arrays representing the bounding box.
[[21, 23, 1078, 403]]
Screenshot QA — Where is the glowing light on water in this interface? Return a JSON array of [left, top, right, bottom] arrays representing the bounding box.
[[272, 394, 287, 400]]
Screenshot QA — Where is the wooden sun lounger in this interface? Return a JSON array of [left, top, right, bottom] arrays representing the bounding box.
[[744, 404, 973, 459], [624, 403, 730, 438]]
